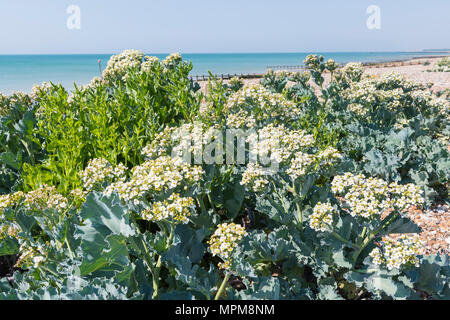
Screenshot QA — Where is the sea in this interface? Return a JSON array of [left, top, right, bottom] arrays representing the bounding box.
[[0, 52, 446, 94]]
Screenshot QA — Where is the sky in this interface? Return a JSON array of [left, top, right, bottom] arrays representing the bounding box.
[[0, 0, 448, 54]]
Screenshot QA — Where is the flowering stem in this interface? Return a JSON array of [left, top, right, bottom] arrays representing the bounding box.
[[39, 265, 59, 278], [65, 238, 74, 259], [290, 182, 304, 233], [197, 195, 208, 214], [351, 268, 378, 274], [142, 240, 153, 268], [152, 255, 162, 300], [330, 231, 360, 249], [272, 182, 289, 215], [214, 272, 231, 300], [295, 202, 303, 228], [352, 213, 399, 266], [152, 226, 175, 300], [359, 227, 367, 242]]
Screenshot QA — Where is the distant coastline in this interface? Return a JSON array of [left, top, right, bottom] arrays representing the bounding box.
[[197, 56, 450, 98], [0, 51, 448, 94]]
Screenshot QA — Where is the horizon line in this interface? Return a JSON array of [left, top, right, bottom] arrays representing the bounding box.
[[1, 49, 450, 56]]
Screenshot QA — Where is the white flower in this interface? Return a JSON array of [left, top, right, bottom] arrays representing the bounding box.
[[370, 235, 424, 269], [310, 202, 335, 232], [141, 193, 195, 224], [223, 83, 301, 123], [23, 186, 68, 212], [80, 158, 127, 191], [105, 156, 203, 204], [286, 152, 314, 180], [331, 173, 424, 219], [241, 163, 270, 192], [208, 223, 247, 269]]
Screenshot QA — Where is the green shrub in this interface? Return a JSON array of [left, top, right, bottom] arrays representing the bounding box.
[[17, 51, 201, 194]]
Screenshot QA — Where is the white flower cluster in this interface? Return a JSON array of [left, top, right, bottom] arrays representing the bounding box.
[[141, 56, 161, 73], [162, 52, 182, 67], [226, 109, 256, 129], [102, 49, 144, 81], [246, 124, 315, 165], [104, 156, 203, 205], [0, 191, 24, 216], [331, 173, 424, 219], [69, 188, 87, 204], [310, 202, 335, 232], [388, 182, 424, 212], [341, 71, 440, 115], [142, 126, 177, 159], [428, 58, 450, 72], [228, 76, 244, 89], [343, 78, 378, 104], [141, 193, 195, 224], [23, 185, 68, 212], [409, 90, 449, 116], [80, 158, 127, 191], [242, 127, 341, 187], [30, 82, 52, 101], [224, 83, 301, 122], [16, 243, 47, 269], [286, 152, 315, 180], [347, 103, 367, 116], [369, 234, 424, 270], [429, 65, 450, 72], [343, 77, 400, 106], [376, 88, 404, 105], [316, 147, 342, 167], [1, 186, 70, 215], [325, 59, 339, 72], [101, 50, 185, 81], [208, 223, 247, 270], [339, 62, 364, 81], [77, 76, 107, 93], [142, 123, 222, 160], [0, 222, 20, 240], [241, 163, 270, 192], [303, 54, 322, 70], [376, 72, 423, 91]]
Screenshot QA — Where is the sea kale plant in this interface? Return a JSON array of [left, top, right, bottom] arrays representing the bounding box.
[[0, 51, 448, 300], [428, 57, 450, 72]]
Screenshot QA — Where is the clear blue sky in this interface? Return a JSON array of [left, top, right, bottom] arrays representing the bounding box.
[[0, 0, 448, 54]]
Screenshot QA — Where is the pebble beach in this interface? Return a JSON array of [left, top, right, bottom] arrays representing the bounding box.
[[200, 56, 450, 94]]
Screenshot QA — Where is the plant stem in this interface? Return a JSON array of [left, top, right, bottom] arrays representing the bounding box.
[[39, 265, 59, 278], [330, 231, 360, 249], [197, 195, 208, 214], [351, 268, 379, 274], [214, 273, 231, 300], [295, 202, 303, 227], [352, 213, 399, 265], [65, 238, 74, 259], [152, 255, 162, 300], [151, 226, 175, 300], [359, 227, 367, 242], [292, 183, 304, 234]]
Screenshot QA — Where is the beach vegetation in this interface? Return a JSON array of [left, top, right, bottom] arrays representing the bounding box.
[[0, 51, 448, 300]]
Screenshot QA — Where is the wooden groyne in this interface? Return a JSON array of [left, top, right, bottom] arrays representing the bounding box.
[[190, 73, 264, 81]]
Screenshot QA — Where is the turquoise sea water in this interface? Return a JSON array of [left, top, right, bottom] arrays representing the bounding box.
[[0, 52, 446, 94]]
